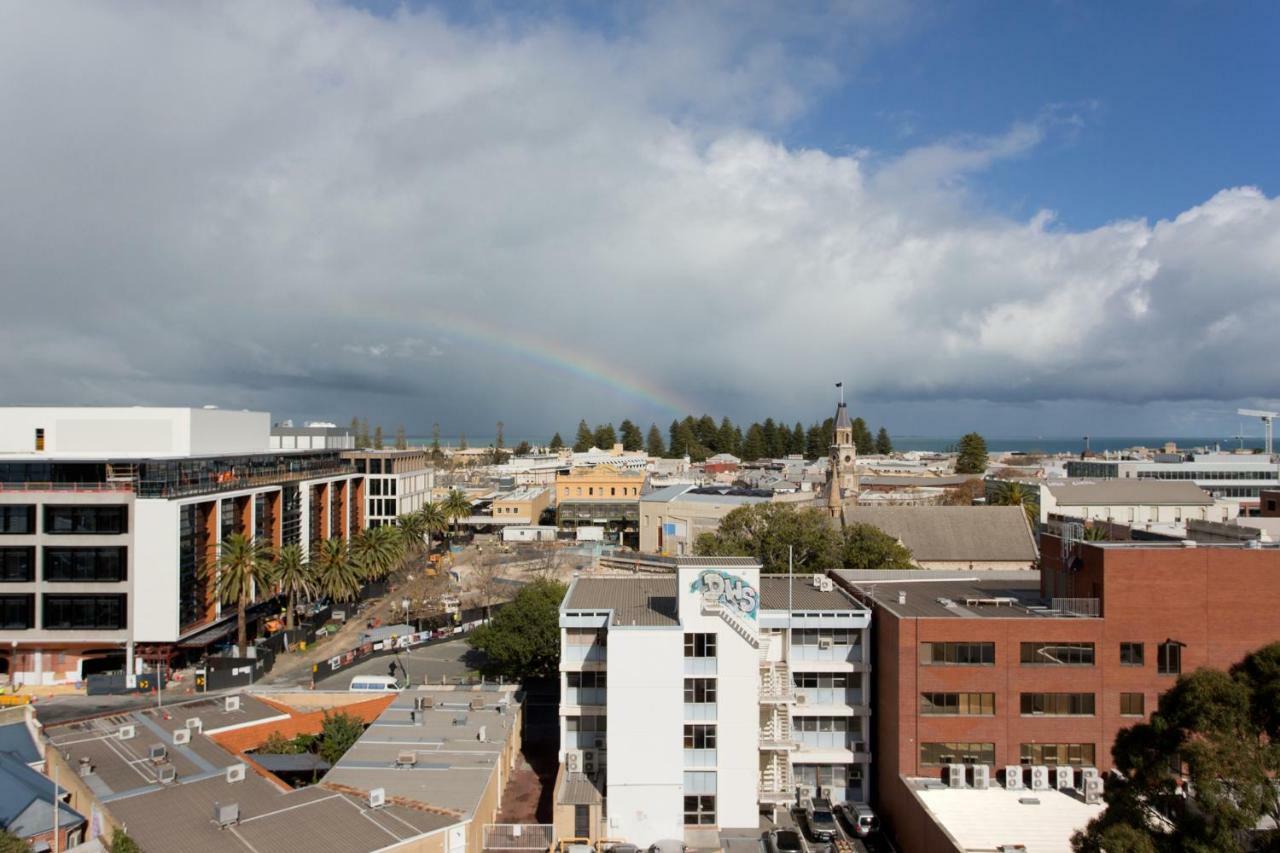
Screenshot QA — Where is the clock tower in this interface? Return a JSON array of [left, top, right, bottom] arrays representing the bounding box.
[[826, 383, 858, 519]]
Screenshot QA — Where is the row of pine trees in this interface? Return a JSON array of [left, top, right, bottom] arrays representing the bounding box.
[[545, 415, 893, 463]]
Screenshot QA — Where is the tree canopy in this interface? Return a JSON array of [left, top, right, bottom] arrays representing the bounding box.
[[875, 426, 893, 455], [467, 578, 567, 678], [1073, 642, 1280, 853], [573, 419, 593, 452], [646, 423, 666, 457], [954, 432, 990, 474], [840, 523, 914, 570]]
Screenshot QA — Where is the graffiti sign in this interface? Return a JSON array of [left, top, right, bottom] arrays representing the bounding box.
[[690, 570, 759, 619]]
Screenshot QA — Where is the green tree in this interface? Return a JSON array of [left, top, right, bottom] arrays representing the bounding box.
[[212, 533, 275, 657], [762, 418, 783, 458], [373, 424, 384, 450], [1074, 645, 1280, 852], [619, 419, 644, 451], [394, 425, 407, 450], [719, 417, 740, 457], [741, 424, 767, 461], [549, 432, 565, 452], [573, 419, 594, 452], [875, 427, 893, 455], [840, 523, 915, 570], [790, 422, 807, 456], [466, 578, 567, 678], [677, 422, 702, 461], [414, 501, 449, 555], [805, 422, 826, 459], [319, 711, 366, 764], [850, 417, 874, 455], [443, 489, 472, 540], [257, 730, 310, 755], [430, 422, 443, 462], [358, 417, 371, 449], [514, 440, 532, 455], [594, 423, 618, 449], [274, 543, 314, 630], [694, 503, 841, 573], [109, 828, 143, 853], [350, 525, 403, 582], [696, 415, 719, 453], [991, 480, 1039, 526], [1081, 523, 1111, 541], [954, 432, 990, 474], [313, 537, 361, 602], [646, 423, 666, 457], [0, 831, 26, 853], [668, 419, 685, 457], [495, 420, 504, 450], [349, 416, 360, 445]]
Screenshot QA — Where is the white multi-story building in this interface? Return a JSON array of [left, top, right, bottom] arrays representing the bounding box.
[[1066, 453, 1280, 510], [556, 557, 871, 847], [0, 407, 365, 685], [342, 449, 434, 526]]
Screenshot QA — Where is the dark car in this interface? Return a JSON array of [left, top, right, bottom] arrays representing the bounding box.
[[805, 798, 840, 842], [765, 828, 806, 853]]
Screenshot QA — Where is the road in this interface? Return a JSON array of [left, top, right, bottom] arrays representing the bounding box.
[[310, 636, 485, 689]]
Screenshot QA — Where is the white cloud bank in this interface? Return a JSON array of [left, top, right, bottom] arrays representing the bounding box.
[[0, 1, 1276, 431]]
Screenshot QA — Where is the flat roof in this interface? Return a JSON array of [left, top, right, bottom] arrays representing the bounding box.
[[564, 576, 679, 626], [493, 486, 550, 502], [838, 574, 1052, 620], [1046, 480, 1214, 505], [909, 780, 1104, 853]]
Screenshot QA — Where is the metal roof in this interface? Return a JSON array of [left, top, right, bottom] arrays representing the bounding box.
[[840, 575, 1048, 620], [758, 576, 863, 612], [564, 577, 680, 626], [0, 720, 41, 765], [1046, 480, 1214, 506], [841, 505, 1038, 562], [558, 772, 604, 806]]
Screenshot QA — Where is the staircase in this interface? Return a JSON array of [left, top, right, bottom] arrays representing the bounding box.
[[702, 601, 758, 648], [759, 660, 792, 703], [759, 707, 795, 748], [759, 755, 795, 802]]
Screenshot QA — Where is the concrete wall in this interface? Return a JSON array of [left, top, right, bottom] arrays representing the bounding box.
[[133, 499, 180, 642], [0, 407, 269, 457]]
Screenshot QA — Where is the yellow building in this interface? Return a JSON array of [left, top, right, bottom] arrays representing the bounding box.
[[556, 464, 645, 502], [491, 486, 552, 523], [555, 465, 646, 546]]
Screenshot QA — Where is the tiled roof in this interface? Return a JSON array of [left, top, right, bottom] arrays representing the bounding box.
[[558, 772, 604, 805]]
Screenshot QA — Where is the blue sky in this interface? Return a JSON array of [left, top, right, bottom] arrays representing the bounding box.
[[1, 1, 1278, 439]]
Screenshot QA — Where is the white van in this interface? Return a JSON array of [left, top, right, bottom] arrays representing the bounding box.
[[348, 675, 401, 692]]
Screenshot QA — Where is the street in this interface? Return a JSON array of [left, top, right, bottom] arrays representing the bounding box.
[[309, 636, 485, 689]]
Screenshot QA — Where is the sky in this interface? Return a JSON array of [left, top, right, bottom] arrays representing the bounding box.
[[1, 1, 1278, 441]]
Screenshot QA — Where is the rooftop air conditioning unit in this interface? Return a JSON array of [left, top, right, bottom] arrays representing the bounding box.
[[1004, 767, 1024, 790], [947, 763, 967, 788], [157, 764, 177, 784], [469, 698, 485, 711], [225, 696, 241, 713], [1029, 766, 1049, 791], [149, 744, 168, 761], [1084, 776, 1104, 805], [797, 784, 815, 798], [477, 726, 488, 742], [971, 765, 991, 790], [1056, 767, 1076, 791], [185, 717, 203, 732], [417, 696, 434, 710], [214, 802, 240, 828], [226, 764, 246, 783], [565, 749, 583, 773], [1080, 767, 1100, 785], [818, 638, 832, 650], [819, 578, 834, 592], [795, 694, 808, 705], [77, 758, 93, 778], [173, 728, 191, 745], [583, 750, 596, 773], [368, 788, 386, 809], [396, 751, 418, 768], [593, 736, 606, 749], [811, 574, 824, 588], [117, 725, 136, 741]]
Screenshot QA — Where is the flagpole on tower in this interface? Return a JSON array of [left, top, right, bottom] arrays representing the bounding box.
[[836, 381, 844, 405]]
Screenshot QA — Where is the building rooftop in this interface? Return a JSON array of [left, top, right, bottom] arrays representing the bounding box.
[[0, 717, 41, 766], [758, 576, 863, 612], [908, 780, 1104, 853], [1046, 480, 1215, 506], [557, 771, 604, 806], [563, 576, 679, 626], [838, 573, 1051, 620], [642, 483, 774, 504], [0, 752, 86, 839], [492, 486, 550, 502], [840, 505, 1038, 563]]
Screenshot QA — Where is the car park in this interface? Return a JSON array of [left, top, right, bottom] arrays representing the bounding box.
[[803, 798, 840, 842], [836, 802, 879, 839], [765, 828, 806, 853]]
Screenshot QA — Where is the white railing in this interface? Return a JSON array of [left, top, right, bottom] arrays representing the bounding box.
[[483, 824, 554, 850]]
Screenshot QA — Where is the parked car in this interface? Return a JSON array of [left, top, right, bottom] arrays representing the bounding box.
[[837, 802, 880, 838], [348, 675, 401, 692], [804, 798, 839, 842], [765, 828, 805, 853]]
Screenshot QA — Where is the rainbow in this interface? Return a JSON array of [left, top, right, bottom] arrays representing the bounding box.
[[419, 309, 699, 415]]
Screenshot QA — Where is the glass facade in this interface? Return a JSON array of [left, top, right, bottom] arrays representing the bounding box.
[[178, 503, 210, 631], [281, 485, 302, 547], [43, 594, 127, 630], [0, 594, 34, 629], [44, 505, 128, 535], [43, 547, 127, 582], [0, 547, 34, 582], [0, 505, 35, 534]]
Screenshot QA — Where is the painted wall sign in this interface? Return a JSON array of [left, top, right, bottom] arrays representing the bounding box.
[[690, 569, 759, 619]]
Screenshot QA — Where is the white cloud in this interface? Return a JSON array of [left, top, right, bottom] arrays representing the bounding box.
[[0, 1, 1276, 432]]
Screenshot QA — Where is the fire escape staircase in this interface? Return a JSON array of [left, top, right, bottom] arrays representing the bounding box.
[[701, 600, 758, 648]]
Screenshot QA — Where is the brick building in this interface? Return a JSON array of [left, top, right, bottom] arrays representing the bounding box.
[[837, 536, 1280, 852]]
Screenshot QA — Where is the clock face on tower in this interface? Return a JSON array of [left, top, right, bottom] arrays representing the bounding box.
[[844, 455, 852, 463]]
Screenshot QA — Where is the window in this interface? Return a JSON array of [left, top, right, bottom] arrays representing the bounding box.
[[920, 742, 995, 766], [684, 633, 717, 658], [1157, 641, 1183, 675], [684, 678, 717, 704], [42, 594, 127, 630], [0, 595, 34, 629], [0, 548, 34, 582], [683, 724, 716, 750], [1020, 641, 1095, 666], [43, 505, 128, 535], [920, 692, 995, 716], [921, 641, 994, 665], [1020, 693, 1095, 716], [1020, 743, 1095, 766], [1120, 693, 1145, 716], [564, 715, 606, 733], [0, 506, 34, 535], [1120, 642, 1144, 666], [565, 628, 606, 647], [683, 795, 716, 826], [794, 628, 855, 646], [43, 548, 127, 582], [34, 428, 45, 451], [792, 673, 849, 689], [565, 671, 606, 688]]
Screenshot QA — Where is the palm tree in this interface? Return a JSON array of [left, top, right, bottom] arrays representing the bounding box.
[[351, 526, 403, 582], [418, 502, 449, 554], [992, 480, 1038, 526], [274, 543, 314, 630], [1082, 523, 1110, 542], [312, 537, 362, 603], [396, 510, 430, 562], [212, 533, 275, 657], [442, 489, 472, 541]]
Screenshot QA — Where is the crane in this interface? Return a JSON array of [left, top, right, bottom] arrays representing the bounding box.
[[1237, 409, 1280, 456]]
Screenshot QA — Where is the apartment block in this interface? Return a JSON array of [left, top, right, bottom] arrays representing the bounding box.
[[343, 449, 434, 527]]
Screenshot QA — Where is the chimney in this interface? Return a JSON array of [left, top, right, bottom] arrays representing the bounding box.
[[897, 591, 907, 605]]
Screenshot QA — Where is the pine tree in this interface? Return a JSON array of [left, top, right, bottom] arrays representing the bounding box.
[[593, 423, 617, 449], [791, 422, 806, 455], [349, 416, 360, 444], [459, 432, 468, 451], [573, 420, 593, 452], [762, 418, 780, 459], [718, 417, 740, 457], [430, 422, 442, 462], [495, 421, 505, 450], [549, 432, 565, 451], [851, 417, 874, 454], [954, 432, 989, 474], [669, 419, 686, 458], [358, 417, 371, 450], [619, 419, 644, 451], [373, 424, 384, 450], [696, 415, 719, 452], [741, 424, 767, 461], [875, 427, 893, 455], [646, 423, 666, 457], [395, 425, 407, 450]]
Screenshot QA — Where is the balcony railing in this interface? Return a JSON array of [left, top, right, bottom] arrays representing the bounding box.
[[0, 482, 134, 493]]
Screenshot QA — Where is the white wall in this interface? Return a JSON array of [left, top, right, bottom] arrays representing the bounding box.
[[0, 407, 270, 457], [607, 627, 684, 844], [187, 408, 271, 455], [132, 499, 181, 642]]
